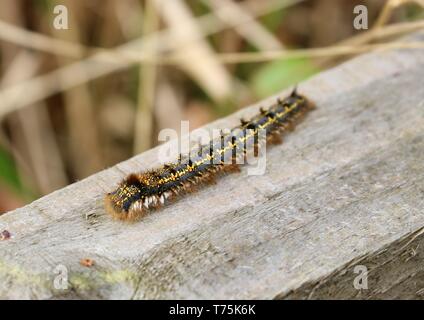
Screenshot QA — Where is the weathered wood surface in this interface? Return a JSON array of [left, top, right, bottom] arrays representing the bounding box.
[[1, 33, 424, 299]]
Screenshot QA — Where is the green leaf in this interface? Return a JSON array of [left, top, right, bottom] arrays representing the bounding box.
[[251, 58, 319, 98], [259, 10, 287, 32], [0, 146, 21, 192]]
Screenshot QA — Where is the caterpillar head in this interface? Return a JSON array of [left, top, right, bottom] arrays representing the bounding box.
[[105, 173, 156, 221]]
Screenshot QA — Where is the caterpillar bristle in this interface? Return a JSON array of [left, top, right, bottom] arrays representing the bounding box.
[[105, 90, 314, 221], [290, 85, 298, 97], [267, 132, 283, 145], [276, 98, 283, 105]]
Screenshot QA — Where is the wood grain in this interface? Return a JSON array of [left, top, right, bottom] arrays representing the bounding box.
[[1, 32, 424, 299]]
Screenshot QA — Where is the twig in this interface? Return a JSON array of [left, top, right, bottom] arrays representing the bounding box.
[[206, 41, 424, 64], [0, 19, 86, 59], [50, 0, 104, 178], [1, 51, 68, 194], [0, 0, 299, 62], [373, 0, 424, 30], [317, 18, 424, 67], [152, 0, 233, 102], [0, 1, 67, 196], [133, 0, 158, 154], [0, 13, 423, 120], [373, 0, 407, 29], [204, 0, 284, 50], [0, 0, 301, 121]]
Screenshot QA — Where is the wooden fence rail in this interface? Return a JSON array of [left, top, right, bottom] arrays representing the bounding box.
[[1, 32, 424, 299]]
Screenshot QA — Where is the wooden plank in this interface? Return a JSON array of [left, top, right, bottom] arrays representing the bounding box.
[[1, 33, 424, 299]]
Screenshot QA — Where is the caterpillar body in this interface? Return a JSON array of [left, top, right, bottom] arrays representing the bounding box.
[[105, 88, 314, 221]]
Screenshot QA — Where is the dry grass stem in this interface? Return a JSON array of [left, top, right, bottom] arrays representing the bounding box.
[[205, 0, 284, 50], [152, 0, 233, 102], [133, 0, 158, 154], [50, 0, 103, 178], [0, 0, 310, 120]]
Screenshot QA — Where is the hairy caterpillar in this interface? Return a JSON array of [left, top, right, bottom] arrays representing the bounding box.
[[105, 88, 314, 221]]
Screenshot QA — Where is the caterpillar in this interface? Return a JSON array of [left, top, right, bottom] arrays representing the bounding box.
[[105, 88, 314, 221]]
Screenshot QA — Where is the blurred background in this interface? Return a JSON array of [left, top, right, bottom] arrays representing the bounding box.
[[0, 0, 423, 213]]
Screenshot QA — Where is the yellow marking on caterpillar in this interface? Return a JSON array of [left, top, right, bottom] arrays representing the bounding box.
[[152, 99, 301, 186]]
